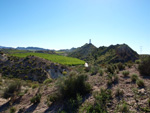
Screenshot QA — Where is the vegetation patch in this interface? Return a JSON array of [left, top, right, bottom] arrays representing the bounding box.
[[11, 53, 85, 65]]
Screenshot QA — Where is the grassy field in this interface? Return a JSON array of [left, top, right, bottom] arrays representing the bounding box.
[[11, 53, 85, 65]]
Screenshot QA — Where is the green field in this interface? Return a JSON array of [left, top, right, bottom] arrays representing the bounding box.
[[11, 53, 85, 65]]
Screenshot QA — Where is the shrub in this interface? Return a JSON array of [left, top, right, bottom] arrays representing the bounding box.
[[65, 94, 82, 112], [148, 98, 150, 107], [136, 79, 145, 87], [135, 60, 141, 64], [118, 102, 129, 112], [117, 62, 125, 71], [3, 81, 21, 99], [115, 88, 124, 97], [107, 74, 118, 87], [90, 66, 99, 75], [114, 74, 119, 83], [31, 84, 39, 89], [99, 69, 104, 76], [47, 93, 59, 103], [107, 65, 115, 74], [122, 71, 130, 77], [58, 73, 91, 99], [87, 89, 112, 113], [30, 93, 41, 104], [138, 57, 150, 76], [62, 71, 67, 75], [10, 107, 16, 113], [43, 78, 53, 84], [131, 74, 138, 82]]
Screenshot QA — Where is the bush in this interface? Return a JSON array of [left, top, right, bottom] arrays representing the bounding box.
[[62, 71, 67, 75], [90, 66, 99, 75], [64, 94, 83, 112], [10, 107, 16, 113], [115, 88, 124, 98], [43, 78, 53, 84], [117, 62, 125, 71], [99, 69, 104, 76], [114, 74, 119, 83], [131, 74, 138, 82], [138, 57, 150, 76], [136, 79, 145, 87], [31, 84, 39, 89], [58, 73, 91, 99], [30, 93, 41, 104], [107, 74, 118, 87], [135, 60, 141, 64], [107, 65, 115, 74], [47, 93, 59, 103], [118, 102, 129, 112], [3, 81, 21, 99], [148, 98, 150, 107], [87, 89, 112, 113], [122, 71, 130, 77]]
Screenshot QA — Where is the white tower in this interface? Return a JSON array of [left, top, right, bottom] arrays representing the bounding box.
[[89, 39, 91, 44]]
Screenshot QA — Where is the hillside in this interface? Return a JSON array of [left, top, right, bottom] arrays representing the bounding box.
[[1, 62, 150, 112], [68, 43, 97, 61], [0, 54, 68, 82], [93, 44, 139, 63], [68, 44, 139, 63], [11, 52, 85, 65]]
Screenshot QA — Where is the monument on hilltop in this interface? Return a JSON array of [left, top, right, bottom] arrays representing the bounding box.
[[89, 39, 91, 44]]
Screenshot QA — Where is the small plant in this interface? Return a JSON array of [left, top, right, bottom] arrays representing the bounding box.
[[117, 62, 125, 71], [131, 74, 138, 82], [107, 65, 115, 74], [136, 79, 145, 87], [30, 93, 41, 104], [62, 71, 67, 75], [135, 60, 141, 64], [90, 66, 99, 75], [43, 78, 53, 84], [107, 79, 113, 87], [31, 84, 39, 89], [58, 73, 91, 99], [148, 98, 150, 107], [114, 74, 119, 83], [138, 57, 150, 76], [122, 71, 129, 77], [3, 81, 21, 99], [115, 88, 124, 98], [10, 107, 16, 113], [99, 69, 104, 76], [87, 89, 112, 113], [47, 93, 59, 103], [119, 102, 129, 112]]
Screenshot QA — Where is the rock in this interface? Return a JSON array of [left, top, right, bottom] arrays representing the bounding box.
[[138, 88, 145, 94]]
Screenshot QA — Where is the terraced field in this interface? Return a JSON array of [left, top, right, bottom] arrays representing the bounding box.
[[11, 53, 85, 65]]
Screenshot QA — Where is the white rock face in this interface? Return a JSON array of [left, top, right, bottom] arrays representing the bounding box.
[[84, 63, 88, 67]]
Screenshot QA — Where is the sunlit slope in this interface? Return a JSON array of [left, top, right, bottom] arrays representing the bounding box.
[[11, 53, 85, 65]]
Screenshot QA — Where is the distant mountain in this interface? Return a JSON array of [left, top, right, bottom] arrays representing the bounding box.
[[0, 46, 13, 49], [68, 43, 97, 61], [0, 46, 50, 51], [68, 43, 139, 63], [16, 47, 50, 51]]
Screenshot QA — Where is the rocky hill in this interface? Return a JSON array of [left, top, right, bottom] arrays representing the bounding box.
[[68, 43, 139, 63], [68, 43, 97, 61], [0, 54, 67, 82]]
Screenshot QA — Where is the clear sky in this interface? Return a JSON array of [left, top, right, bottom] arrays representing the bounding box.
[[0, 0, 150, 54]]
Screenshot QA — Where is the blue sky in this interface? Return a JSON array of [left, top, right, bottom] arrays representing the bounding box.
[[0, 0, 150, 54]]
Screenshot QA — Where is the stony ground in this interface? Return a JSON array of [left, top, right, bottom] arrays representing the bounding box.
[[0, 64, 150, 113]]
